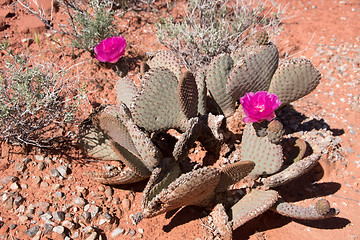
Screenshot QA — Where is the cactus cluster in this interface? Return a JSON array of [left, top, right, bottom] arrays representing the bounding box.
[[78, 39, 338, 239]]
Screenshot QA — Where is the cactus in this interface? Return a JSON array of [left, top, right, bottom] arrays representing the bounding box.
[[79, 40, 338, 239]]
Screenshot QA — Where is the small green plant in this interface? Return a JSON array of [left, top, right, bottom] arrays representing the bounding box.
[[0, 41, 87, 147], [18, 0, 118, 53], [156, 0, 286, 71], [70, 0, 118, 52]]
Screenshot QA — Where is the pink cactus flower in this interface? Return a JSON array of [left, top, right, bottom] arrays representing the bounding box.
[[94, 36, 127, 63], [240, 91, 281, 123]]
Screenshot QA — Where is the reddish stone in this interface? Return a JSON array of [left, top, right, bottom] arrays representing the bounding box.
[[16, 15, 47, 34]]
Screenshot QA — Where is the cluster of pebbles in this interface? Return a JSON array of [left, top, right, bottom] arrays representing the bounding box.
[[0, 155, 144, 239]]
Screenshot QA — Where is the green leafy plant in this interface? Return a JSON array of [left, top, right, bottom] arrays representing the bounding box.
[[17, 0, 118, 53], [156, 0, 287, 71], [0, 41, 87, 147], [70, 0, 118, 52]]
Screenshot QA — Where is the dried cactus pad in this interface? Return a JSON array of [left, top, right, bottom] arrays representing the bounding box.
[[91, 105, 141, 159], [78, 118, 119, 161], [230, 190, 278, 229], [274, 199, 339, 220], [92, 104, 161, 174], [226, 43, 279, 102], [142, 166, 221, 218], [216, 161, 255, 192], [131, 67, 188, 132], [147, 51, 182, 79], [205, 53, 235, 117], [178, 71, 198, 118], [116, 76, 138, 107], [268, 58, 321, 105], [241, 123, 283, 177]]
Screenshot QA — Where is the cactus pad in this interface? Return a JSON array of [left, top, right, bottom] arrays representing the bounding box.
[[142, 166, 221, 218], [195, 70, 208, 115], [241, 123, 283, 177], [178, 71, 198, 118], [78, 118, 120, 161], [230, 190, 278, 229], [268, 58, 321, 105], [131, 67, 188, 132], [226, 43, 279, 102], [147, 51, 182, 79], [205, 53, 235, 116], [274, 199, 339, 220], [116, 76, 138, 107]]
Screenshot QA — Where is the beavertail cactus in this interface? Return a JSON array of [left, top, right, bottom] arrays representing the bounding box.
[[79, 40, 338, 240]]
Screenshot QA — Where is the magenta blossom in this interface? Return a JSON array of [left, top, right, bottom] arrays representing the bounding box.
[[240, 91, 281, 123], [94, 36, 127, 63]]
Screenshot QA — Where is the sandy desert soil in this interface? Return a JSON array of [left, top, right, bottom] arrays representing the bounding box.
[[0, 0, 359, 239]]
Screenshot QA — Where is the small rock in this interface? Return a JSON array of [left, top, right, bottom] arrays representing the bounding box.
[[98, 186, 105, 192], [50, 169, 61, 178], [129, 229, 136, 237], [40, 213, 52, 221], [138, 228, 144, 234], [98, 218, 109, 225], [19, 215, 29, 223], [53, 225, 65, 235], [111, 227, 124, 237], [44, 224, 53, 234], [55, 191, 65, 198], [112, 197, 120, 205], [62, 220, 75, 230], [16, 204, 26, 213], [36, 202, 50, 212], [25, 225, 40, 238], [38, 162, 46, 171], [122, 198, 131, 211], [81, 226, 94, 233], [10, 182, 20, 190], [82, 211, 91, 222], [52, 183, 62, 190], [16, 163, 27, 172], [5, 196, 13, 209], [14, 196, 25, 206], [72, 231, 80, 239], [33, 176, 42, 185], [62, 204, 73, 212], [103, 212, 113, 220], [76, 186, 89, 196], [52, 211, 65, 221], [57, 165, 70, 178], [90, 205, 100, 218], [73, 197, 87, 207], [40, 181, 49, 188], [10, 224, 17, 230], [0, 176, 18, 184], [20, 183, 28, 189], [105, 187, 113, 197]]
